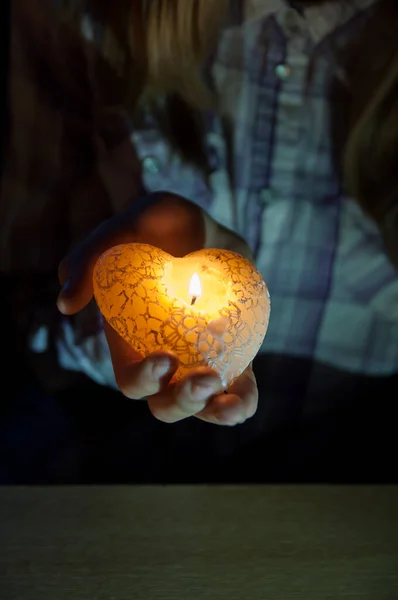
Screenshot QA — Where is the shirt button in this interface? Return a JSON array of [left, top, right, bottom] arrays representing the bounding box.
[[142, 156, 160, 174], [275, 63, 292, 81]]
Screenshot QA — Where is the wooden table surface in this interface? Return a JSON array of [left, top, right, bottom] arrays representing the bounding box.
[[1, 486, 398, 600]]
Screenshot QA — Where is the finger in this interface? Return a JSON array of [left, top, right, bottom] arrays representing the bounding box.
[[226, 364, 258, 419], [147, 368, 223, 423], [196, 365, 258, 426], [56, 271, 94, 316], [104, 320, 178, 398], [195, 394, 247, 426], [57, 214, 139, 315]]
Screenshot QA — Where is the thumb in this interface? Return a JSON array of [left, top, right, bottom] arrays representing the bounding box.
[[56, 201, 148, 315], [56, 191, 198, 315], [57, 266, 94, 316], [57, 215, 137, 315]]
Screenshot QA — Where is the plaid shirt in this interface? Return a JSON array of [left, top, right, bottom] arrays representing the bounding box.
[[23, 1, 398, 384], [129, 0, 398, 380]]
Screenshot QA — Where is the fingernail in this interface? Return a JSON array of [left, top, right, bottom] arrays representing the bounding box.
[[191, 378, 219, 401], [152, 358, 172, 379]]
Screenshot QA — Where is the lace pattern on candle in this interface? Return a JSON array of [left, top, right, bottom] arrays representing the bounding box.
[[94, 244, 270, 388]]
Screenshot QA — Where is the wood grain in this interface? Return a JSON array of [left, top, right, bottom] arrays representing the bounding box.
[[1, 486, 398, 599]]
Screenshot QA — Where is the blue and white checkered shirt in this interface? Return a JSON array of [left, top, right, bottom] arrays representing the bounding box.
[[130, 0, 398, 378], [29, 0, 398, 385]]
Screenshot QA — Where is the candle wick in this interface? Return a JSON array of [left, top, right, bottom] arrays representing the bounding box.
[[191, 296, 197, 306]]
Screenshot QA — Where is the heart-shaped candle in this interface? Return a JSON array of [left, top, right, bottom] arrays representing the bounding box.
[[93, 243, 270, 388]]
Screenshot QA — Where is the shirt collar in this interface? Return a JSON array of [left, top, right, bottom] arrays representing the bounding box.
[[244, 0, 378, 42]]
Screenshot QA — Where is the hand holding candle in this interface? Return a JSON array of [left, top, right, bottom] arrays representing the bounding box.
[[58, 192, 268, 424], [93, 243, 270, 388]]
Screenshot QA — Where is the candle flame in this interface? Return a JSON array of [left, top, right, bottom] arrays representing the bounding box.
[[189, 272, 202, 299]]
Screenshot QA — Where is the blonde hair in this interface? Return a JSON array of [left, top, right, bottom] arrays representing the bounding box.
[[67, 0, 227, 108], [137, 0, 227, 105], [62, 0, 227, 169]]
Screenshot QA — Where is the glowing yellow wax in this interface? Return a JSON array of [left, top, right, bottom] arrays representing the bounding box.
[[93, 243, 270, 388]]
